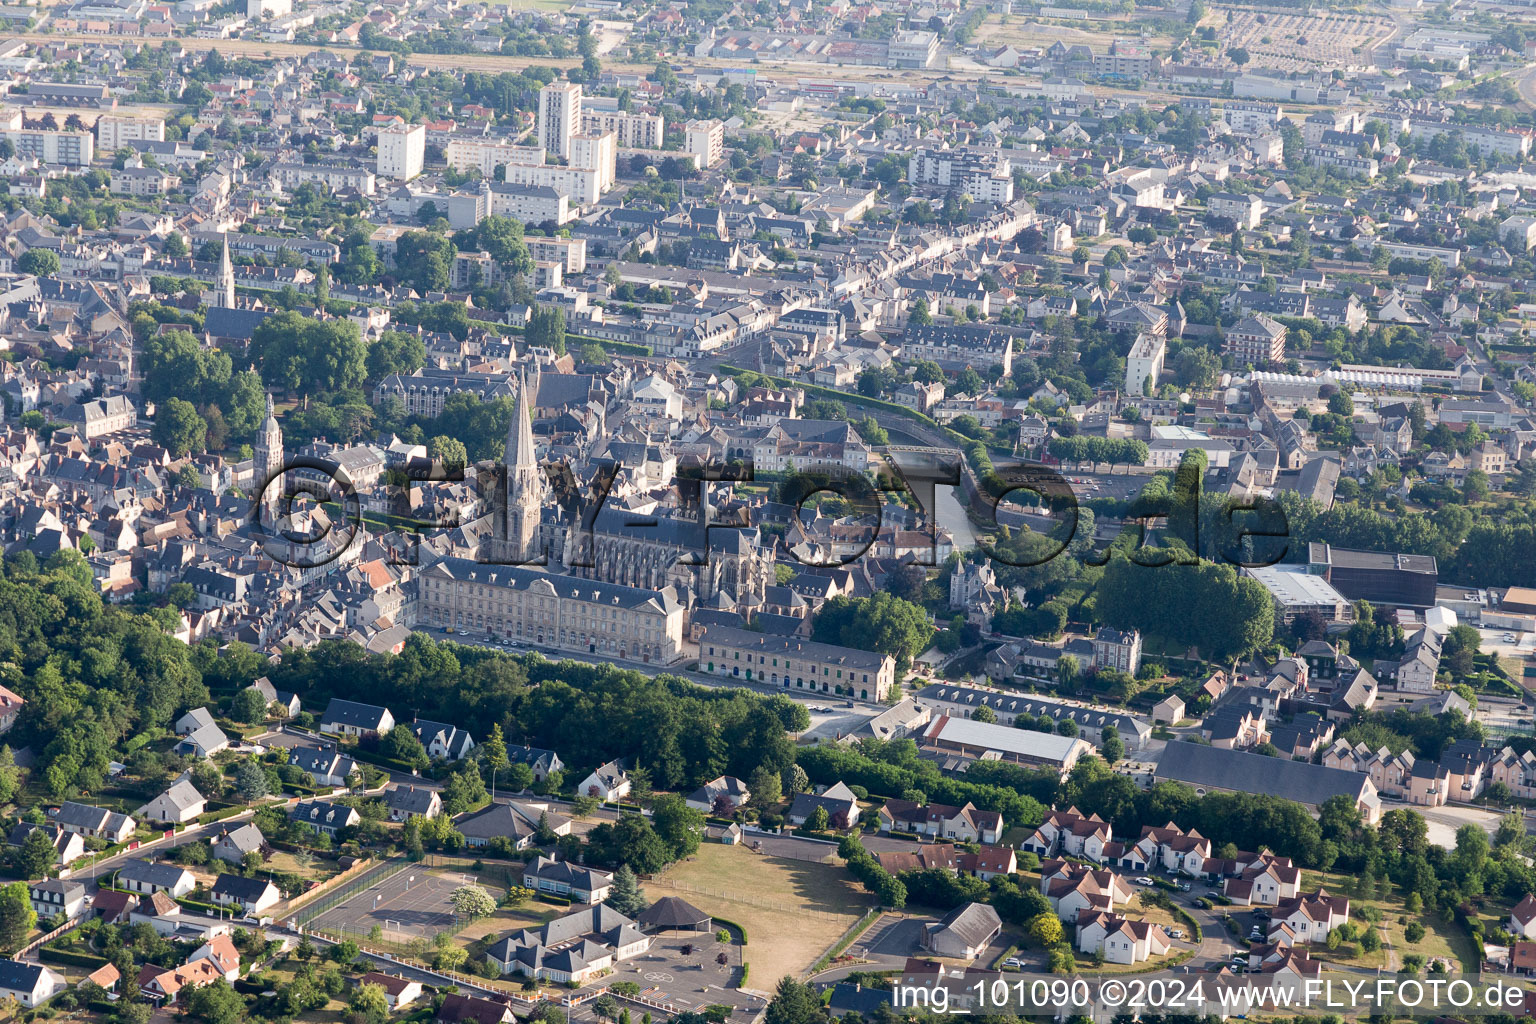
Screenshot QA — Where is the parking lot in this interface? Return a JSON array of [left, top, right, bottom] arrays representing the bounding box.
[[308, 867, 467, 940], [608, 932, 758, 1014]]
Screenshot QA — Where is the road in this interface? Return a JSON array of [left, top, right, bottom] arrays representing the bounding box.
[[64, 812, 255, 892]]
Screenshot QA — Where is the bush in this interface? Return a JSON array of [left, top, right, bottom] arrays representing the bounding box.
[[1405, 922, 1425, 943]]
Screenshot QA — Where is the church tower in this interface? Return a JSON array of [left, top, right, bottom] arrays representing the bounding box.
[[214, 233, 236, 309], [504, 368, 543, 562], [255, 393, 284, 527]]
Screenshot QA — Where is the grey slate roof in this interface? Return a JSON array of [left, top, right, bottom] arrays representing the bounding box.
[[1156, 741, 1375, 807]]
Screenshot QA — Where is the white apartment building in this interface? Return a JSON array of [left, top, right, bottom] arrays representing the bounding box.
[[96, 114, 165, 151], [1124, 333, 1165, 396], [570, 130, 616, 192], [487, 183, 572, 225], [377, 123, 425, 180], [581, 107, 663, 149], [538, 82, 582, 160], [684, 119, 724, 168], [445, 137, 542, 176], [4, 129, 93, 167]]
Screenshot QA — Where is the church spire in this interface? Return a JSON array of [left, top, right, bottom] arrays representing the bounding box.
[[216, 232, 236, 309], [507, 367, 536, 471]]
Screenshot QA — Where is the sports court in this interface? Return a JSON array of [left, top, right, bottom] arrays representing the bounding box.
[[308, 867, 473, 939]]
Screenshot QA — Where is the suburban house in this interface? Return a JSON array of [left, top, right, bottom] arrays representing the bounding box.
[[1023, 806, 1111, 861], [437, 993, 515, 1024], [210, 875, 282, 916], [174, 722, 229, 758], [288, 746, 359, 788], [174, 707, 216, 736], [875, 844, 1017, 881], [385, 785, 442, 821], [211, 824, 265, 865], [685, 776, 751, 814], [878, 798, 1003, 844], [786, 781, 860, 830], [1040, 860, 1135, 921], [1512, 894, 1536, 939], [0, 961, 64, 1007], [456, 801, 571, 850], [250, 676, 301, 717], [1075, 910, 1172, 965], [522, 856, 614, 904], [920, 902, 1001, 960], [115, 860, 194, 898], [28, 879, 87, 921], [53, 802, 136, 843], [1223, 850, 1303, 906], [407, 719, 475, 761], [577, 760, 630, 802], [1268, 890, 1350, 945], [289, 800, 361, 836], [358, 972, 423, 1010], [319, 698, 395, 738], [137, 780, 206, 825], [485, 905, 651, 984], [7, 823, 85, 866], [507, 745, 563, 782]]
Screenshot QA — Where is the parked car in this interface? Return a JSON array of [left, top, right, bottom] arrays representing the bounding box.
[[1134, 877, 1154, 886], [1252, 909, 1270, 921], [1004, 958, 1024, 968]]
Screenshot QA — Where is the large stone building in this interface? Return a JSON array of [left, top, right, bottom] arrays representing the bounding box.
[[418, 558, 686, 664], [700, 625, 897, 700]]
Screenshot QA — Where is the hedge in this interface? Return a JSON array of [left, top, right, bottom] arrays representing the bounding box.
[[712, 917, 747, 946], [196, 805, 247, 826], [349, 748, 425, 775], [809, 908, 880, 974], [38, 948, 108, 969]]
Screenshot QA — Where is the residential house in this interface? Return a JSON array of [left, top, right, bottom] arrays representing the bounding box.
[[137, 780, 206, 825], [0, 962, 64, 1007], [211, 824, 265, 865], [685, 776, 751, 814], [7, 823, 84, 867], [577, 760, 630, 802], [358, 973, 423, 1010], [115, 859, 194, 898], [384, 785, 442, 821], [28, 879, 86, 921], [53, 802, 135, 843], [319, 698, 395, 738], [1075, 910, 1173, 965], [288, 800, 360, 836], [878, 799, 1003, 844], [786, 782, 860, 830], [456, 801, 571, 850], [210, 875, 281, 916]]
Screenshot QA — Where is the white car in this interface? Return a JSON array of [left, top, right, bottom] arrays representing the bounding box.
[[1004, 957, 1024, 968], [1134, 876, 1154, 886]]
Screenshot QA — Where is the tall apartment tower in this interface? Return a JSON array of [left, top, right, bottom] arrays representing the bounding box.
[[538, 82, 582, 160], [376, 124, 426, 180]]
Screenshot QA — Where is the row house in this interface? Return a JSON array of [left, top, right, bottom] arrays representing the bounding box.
[[1222, 850, 1302, 906], [1075, 910, 1172, 965], [1040, 860, 1135, 921], [1022, 806, 1111, 861], [875, 843, 1018, 881], [1267, 890, 1350, 946], [878, 798, 1003, 844]]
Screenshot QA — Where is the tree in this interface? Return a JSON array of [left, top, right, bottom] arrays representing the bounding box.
[[187, 980, 245, 1024], [651, 795, 704, 860], [765, 978, 823, 1024], [232, 758, 269, 801], [449, 885, 497, 920], [12, 828, 55, 880], [806, 805, 830, 831], [606, 864, 647, 916], [428, 435, 468, 472], [527, 306, 566, 355], [249, 311, 367, 394], [17, 249, 59, 277], [748, 765, 782, 808], [350, 982, 390, 1024], [483, 722, 511, 796], [1100, 727, 1125, 764], [810, 593, 935, 673], [230, 687, 267, 724], [1229, 46, 1249, 64], [908, 298, 932, 326], [1056, 655, 1079, 690], [153, 397, 207, 457], [0, 883, 35, 952], [1028, 912, 1063, 948]]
